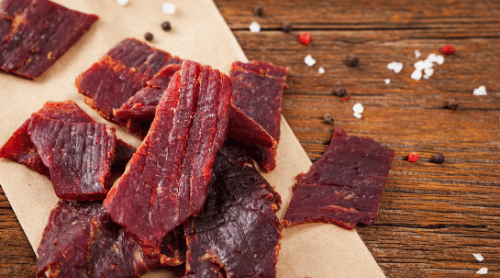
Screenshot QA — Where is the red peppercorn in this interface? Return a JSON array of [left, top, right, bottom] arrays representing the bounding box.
[[299, 32, 311, 45], [442, 45, 455, 55], [407, 152, 419, 163]]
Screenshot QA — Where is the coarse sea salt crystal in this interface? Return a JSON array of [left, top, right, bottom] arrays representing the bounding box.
[[117, 0, 128, 5], [473, 86, 487, 96], [304, 55, 316, 66], [411, 69, 423, 80], [249, 22, 261, 33], [387, 62, 403, 73], [424, 68, 434, 77], [473, 253, 484, 262], [414, 50, 421, 58], [353, 103, 364, 118], [477, 267, 488, 275], [318, 67, 325, 74], [162, 3, 176, 14], [435, 55, 445, 65], [385, 79, 390, 84], [411, 53, 444, 81]]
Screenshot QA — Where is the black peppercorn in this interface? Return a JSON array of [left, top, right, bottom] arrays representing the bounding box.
[[430, 153, 445, 164], [282, 23, 292, 33], [161, 21, 171, 31], [254, 6, 264, 16], [323, 114, 334, 125], [445, 99, 458, 110], [347, 56, 359, 67], [144, 32, 154, 42], [335, 87, 347, 97]]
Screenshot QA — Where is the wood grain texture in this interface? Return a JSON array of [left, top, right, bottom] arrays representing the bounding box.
[[1, 0, 499, 277]]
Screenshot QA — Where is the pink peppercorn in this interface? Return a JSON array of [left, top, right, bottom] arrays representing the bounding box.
[[442, 45, 455, 55], [299, 32, 311, 45], [407, 152, 419, 163]]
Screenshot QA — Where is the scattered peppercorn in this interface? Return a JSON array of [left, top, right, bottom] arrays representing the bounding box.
[[299, 32, 311, 45], [347, 56, 359, 67], [442, 45, 455, 55], [430, 153, 445, 164], [335, 87, 347, 97], [282, 23, 292, 33], [254, 6, 264, 16], [144, 32, 154, 41], [407, 152, 419, 163], [161, 21, 171, 31], [323, 114, 334, 125], [445, 99, 459, 110]]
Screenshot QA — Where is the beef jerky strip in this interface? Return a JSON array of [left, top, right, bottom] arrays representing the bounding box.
[[0, 0, 32, 19], [114, 63, 182, 121], [283, 127, 394, 229], [185, 142, 282, 278], [0, 0, 98, 79], [27, 115, 116, 201], [0, 100, 136, 177], [76, 38, 181, 138], [230, 60, 288, 172], [104, 60, 232, 255], [36, 200, 161, 278]]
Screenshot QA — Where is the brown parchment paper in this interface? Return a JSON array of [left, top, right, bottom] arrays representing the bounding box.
[[0, 1, 386, 277]]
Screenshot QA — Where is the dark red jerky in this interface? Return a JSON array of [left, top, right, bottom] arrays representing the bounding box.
[[0, 100, 136, 177], [36, 201, 101, 277], [28, 115, 116, 201], [37, 200, 161, 278], [227, 103, 276, 149], [0, 0, 32, 18], [283, 127, 394, 229], [0, 16, 12, 45], [185, 144, 281, 278], [230, 60, 287, 172], [177, 65, 232, 222], [104, 61, 232, 256], [114, 63, 182, 121], [0, 0, 98, 79], [159, 225, 187, 266], [76, 38, 176, 138]]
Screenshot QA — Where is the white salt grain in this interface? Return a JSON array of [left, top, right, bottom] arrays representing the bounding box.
[[435, 55, 445, 65], [473, 86, 487, 96], [472, 253, 484, 262], [387, 62, 403, 73], [304, 55, 316, 67], [411, 69, 422, 80], [424, 68, 434, 77], [414, 50, 421, 58], [117, 0, 128, 5], [249, 22, 261, 33], [385, 79, 390, 84], [353, 103, 364, 119], [477, 267, 488, 275], [318, 67, 325, 74], [162, 3, 176, 14]]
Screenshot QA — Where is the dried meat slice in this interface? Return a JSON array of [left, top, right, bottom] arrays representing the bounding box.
[[226, 103, 276, 149], [185, 143, 282, 278], [28, 115, 116, 200], [283, 127, 395, 229], [0, 0, 32, 19], [0, 0, 98, 79], [114, 63, 182, 121], [229, 60, 288, 172], [36, 200, 161, 278], [76, 38, 179, 138], [0, 100, 136, 177], [104, 60, 232, 255]]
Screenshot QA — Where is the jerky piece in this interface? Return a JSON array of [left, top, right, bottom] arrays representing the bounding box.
[[105, 60, 232, 255], [185, 144, 281, 278], [0, 100, 135, 177], [230, 60, 288, 172], [0, 0, 32, 18], [0, 0, 98, 79], [160, 225, 187, 266], [283, 127, 394, 229], [37, 200, 161, 278], [226, 104, 276, 149], [76, 38, 176, 137], [36, 200, 101, 277], [28, 115, 116, 200], [0, 16, 12, 45], [114, 63, 182, 121]]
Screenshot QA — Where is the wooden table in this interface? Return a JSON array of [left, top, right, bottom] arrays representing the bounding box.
[[1, 0, 499, 277]]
